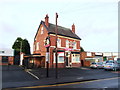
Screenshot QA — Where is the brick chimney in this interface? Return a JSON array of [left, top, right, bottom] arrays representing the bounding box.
[[45, 14, 49, 27], [72, 23, 75, 33]]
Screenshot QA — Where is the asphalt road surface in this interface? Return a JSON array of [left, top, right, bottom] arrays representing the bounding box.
[[2, 65, 36, 82], [46, 77, 119, 88], [2, 65, 120, 89], [7, 77, 119, 89]]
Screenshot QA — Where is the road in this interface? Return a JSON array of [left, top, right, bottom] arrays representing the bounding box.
[[2, 65, 36, 83], [46, 77, 119, 88], [4, 77, 119, 89], [2, 65, 120, 89]]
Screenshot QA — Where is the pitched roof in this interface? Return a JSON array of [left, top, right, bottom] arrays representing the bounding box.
[[35, 21, 81, 40], [43, 21, 81, 40]]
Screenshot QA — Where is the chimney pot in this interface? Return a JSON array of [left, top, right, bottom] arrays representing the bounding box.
[[45, 14, 49, 27], [72, 23, 75, 33]]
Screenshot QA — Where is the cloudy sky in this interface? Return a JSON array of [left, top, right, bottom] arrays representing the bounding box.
[[0, 0, 118, 53]]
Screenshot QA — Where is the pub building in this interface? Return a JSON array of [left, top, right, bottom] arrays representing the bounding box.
[[26, 14, 82, 68]]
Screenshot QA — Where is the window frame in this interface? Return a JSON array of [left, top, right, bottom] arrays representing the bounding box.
[[66, 40, 69, 48], [41, 26, 44, 34], [36, 42, 40, 50], [57, 38, 61, 47], [73, 41, 77, 49]]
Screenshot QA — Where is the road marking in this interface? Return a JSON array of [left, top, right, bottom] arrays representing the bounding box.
[[77, 77, 84, 79], [4, 77, 120, 89], [81, 67, 90, 70], [26, 71, 39, 80]]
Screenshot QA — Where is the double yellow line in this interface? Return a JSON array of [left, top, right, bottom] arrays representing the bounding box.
[[4, 77, 120, 89]]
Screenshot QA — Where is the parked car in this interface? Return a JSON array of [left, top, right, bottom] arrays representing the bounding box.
[[90, 62, 103, 69], [104, 60, 119, 71], [102, 61, 107, 68], [106, 60, 114, 63], [116, 59, 120, 70]]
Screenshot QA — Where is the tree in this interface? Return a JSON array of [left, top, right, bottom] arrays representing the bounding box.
[[22, 39, 31, 55], [12, 37, 31, 65], [12, 37, 23, 56], [12, 37, 31, 55], [80, 46, 84, 52]]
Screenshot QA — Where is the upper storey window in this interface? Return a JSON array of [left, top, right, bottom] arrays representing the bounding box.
[[57, 38, 61, 47], [41, 26, 44, 34], [36, 42, 40, 50], [66, 40, 69, 48], [73, 42, 77, 49]]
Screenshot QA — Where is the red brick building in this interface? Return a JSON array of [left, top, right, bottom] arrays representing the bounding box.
[[33, 14, 81, 68], [0, 49, 14, 65], [80, 52, 95, 67], [80, 52, 104, 67], [0, 56, 14, 65]]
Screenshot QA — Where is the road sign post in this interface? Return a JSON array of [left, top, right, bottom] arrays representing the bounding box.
[[45, 36, 50, 78]]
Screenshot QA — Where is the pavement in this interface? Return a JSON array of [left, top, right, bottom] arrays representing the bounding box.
[[2, 65, 119, 89]]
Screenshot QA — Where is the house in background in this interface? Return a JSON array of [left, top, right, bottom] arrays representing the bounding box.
[[33, 14, 81, 68], [103, 52, 118, 60], [80, 51, 119, 67], [81, 52, 104, 67], [0, 48, 14, 65], [80, 52, 96, 67]]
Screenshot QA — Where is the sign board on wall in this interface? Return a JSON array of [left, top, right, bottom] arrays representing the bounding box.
[[64, 48, 73, 51], [44, 37, 50, 48], [103, 52, 111, 56], [103, 52, 118, 57], [46, 52, 49, 62], [95, 52, 102, 56], [87, 52, 92, 56], [112, 52, 118, 56]]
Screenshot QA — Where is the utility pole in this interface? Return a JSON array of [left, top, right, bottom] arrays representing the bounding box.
[[55, 13, 58, 79]]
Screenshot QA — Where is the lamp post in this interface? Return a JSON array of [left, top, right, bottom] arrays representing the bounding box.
[[20, 41, 23, 65], [16, 40, 23, 65]]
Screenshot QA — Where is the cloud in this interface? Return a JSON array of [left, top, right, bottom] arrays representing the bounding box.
[[0, 0, 118, 52], [0, 22, 16, 33]]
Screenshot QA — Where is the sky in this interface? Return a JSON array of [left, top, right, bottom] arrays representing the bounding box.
[[0, 0, 118, 53]]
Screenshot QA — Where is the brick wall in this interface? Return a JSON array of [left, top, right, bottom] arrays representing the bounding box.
[[80, 52, 86, 60], [8, 56, 14, 65], [33, 24, 48, 56], [0, 56, 14, 65]]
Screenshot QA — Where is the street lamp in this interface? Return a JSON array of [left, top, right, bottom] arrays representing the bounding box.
[[16, 40, 23, 65]]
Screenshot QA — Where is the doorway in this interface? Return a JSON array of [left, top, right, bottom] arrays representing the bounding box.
[[65, 52, 70, 67], [81, 60, 84, 66]]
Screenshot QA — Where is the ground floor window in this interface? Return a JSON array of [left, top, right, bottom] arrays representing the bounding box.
[[2, 56, 8, 63], [72, 54, 80, 63], [54, 52, 64, 63]]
